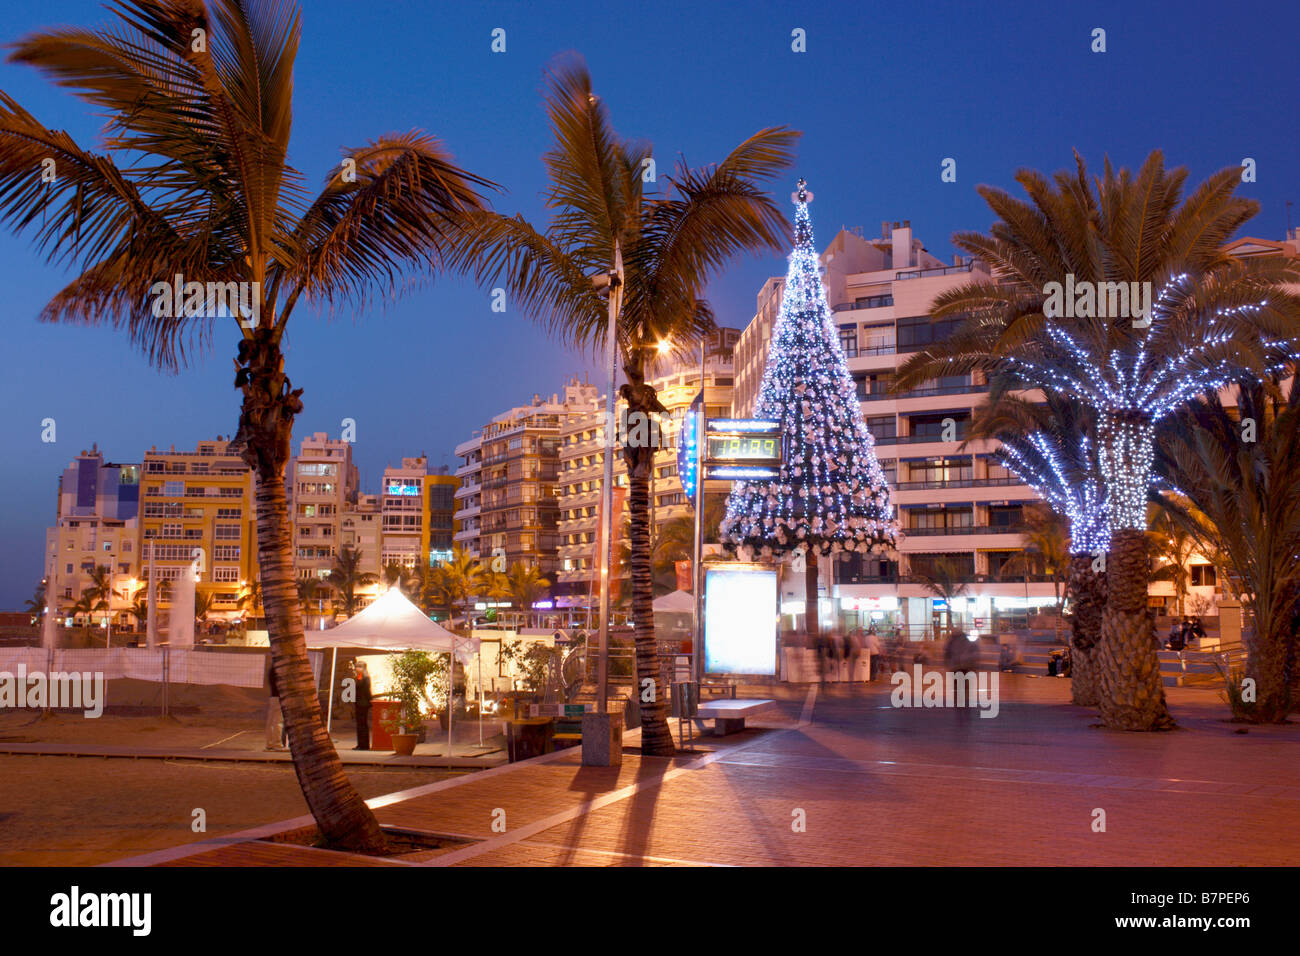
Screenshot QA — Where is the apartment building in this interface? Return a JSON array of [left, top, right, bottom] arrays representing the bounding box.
[[288, 432, 359, 585], [380, 456, 430, 569], [553, 331, 739, 605], [478, 383, 599, 578], [424, 470, 459, 567], [452, 434, 482, 558], [734, 220, 1060, 636], [44, 446, 141, 626], [138, 437, 256, 629]]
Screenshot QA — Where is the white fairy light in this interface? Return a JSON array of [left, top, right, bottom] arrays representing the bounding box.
[[720, 180, 898, 558]]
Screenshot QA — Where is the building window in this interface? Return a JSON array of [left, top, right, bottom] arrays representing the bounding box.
[[838, 327, 858, 358], [213, 566, 239, 582], [866, 416, 896, 441], [1190, 565, 1217, 587], [163, 481, 184, 497]]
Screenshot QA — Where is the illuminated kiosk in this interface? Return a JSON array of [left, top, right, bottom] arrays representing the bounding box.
[[700, 419, 784, 679], [703, 563, 779, 677]]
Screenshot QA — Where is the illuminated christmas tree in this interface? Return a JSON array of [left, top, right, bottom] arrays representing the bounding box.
[[720, 180, 898, 636]]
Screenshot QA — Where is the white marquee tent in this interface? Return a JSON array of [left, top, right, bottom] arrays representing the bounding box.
[[304, 588, 482, 748]]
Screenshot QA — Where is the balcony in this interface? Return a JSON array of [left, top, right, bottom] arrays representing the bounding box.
[[903, 524, 1027, 537], [895, 261, 975, 281], [833, 294, 894, 312], [894, 477, 1023, 491]]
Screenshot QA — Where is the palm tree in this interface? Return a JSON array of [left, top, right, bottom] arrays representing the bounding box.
[[448, 56, 796, 755], [327, 547, 377, 619], [897, 151, 1300, 731], [1156, 379, 1300, 721], [82, 565, 118, 625], [381, 562, 413, 593], [1147, 504, 1198, 620], [506, 562, 551, 627], [633, 496, 727, 595], [70, 593, 97, 637], [1004, 504, 1071, 639], [296, 578, 323, 631], [23, 583, 46, 620], [968, 387, 1109, 704], [434, 547, 489, 632], [0, 1, 495, 850], [129, 586, 150, 632], [910, 556, 971, 639], [194, 590, 214, 632]]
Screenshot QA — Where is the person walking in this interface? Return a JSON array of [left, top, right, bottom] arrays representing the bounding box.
[[353, 659, 372, 751], [863, 627, 882, 680], [265, 659, 286, 751]]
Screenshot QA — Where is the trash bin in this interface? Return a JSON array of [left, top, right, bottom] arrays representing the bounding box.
[[671, 681, 699, 719], [370, 698, 401, 751], [505, 718, 554, 762]]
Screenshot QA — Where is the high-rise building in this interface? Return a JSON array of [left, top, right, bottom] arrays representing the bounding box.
[[138, 437, 256, 630], [424, 469, 460, 567], [288, 432, 359, 585], [553, 331, 739, 606], [380, 456, 429, 569], [452, 434, 482, 558], [477, 383, 599, 577], [44, 446, 141, 626]]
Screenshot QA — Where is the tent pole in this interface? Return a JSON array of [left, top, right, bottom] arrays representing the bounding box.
[[326, 646, 337, 734], [447, 635, 454, 758]]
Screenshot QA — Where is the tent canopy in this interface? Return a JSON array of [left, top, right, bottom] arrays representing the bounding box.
[[305, 588, 479, 663], [653, 589, 695, 614]]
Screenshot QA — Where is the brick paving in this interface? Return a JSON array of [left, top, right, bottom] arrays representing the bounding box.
[[121, 676, 1300, 867]]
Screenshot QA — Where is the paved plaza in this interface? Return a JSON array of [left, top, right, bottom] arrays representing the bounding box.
[[110, 676, 1300, 867]]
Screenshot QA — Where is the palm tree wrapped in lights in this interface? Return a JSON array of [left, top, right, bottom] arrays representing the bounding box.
[[899, 151, 1300, 731], [970, 388, 1109, 704]]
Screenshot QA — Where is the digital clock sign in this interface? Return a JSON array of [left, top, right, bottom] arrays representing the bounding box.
[[704, 419, 784, 479], [705, 434, 781, 465]]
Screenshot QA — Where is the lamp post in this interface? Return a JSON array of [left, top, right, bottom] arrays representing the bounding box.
[[592, 241, 624, 717], [692, 333, 707, 683]]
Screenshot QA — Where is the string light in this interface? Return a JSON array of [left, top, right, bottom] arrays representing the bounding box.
[[720, 179, 898, 559], [1000, 272, 1298, 534]]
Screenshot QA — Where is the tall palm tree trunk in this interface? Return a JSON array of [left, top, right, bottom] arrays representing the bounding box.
[[1246, 595, 1292, 723], [1096, 528, 1175, 730], [621, 378, 674, 757], [1067, 553, 1105, 707], [235, 333, 386, 851]]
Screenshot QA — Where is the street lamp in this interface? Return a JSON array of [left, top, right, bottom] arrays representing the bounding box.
[[591, 242, 624, 721]]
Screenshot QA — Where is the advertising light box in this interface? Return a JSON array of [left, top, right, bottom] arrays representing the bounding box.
[[704, 564, 778, 676]]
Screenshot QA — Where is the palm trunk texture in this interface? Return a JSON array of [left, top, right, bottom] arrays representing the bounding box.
[[1096, 528, 1175, 730], [1067, 553, 1105, 707], [620, 371, 674, 756], [233, 332, 386, 851]]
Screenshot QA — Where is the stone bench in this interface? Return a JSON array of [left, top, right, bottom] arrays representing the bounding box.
[[697, 698, 775, 736]]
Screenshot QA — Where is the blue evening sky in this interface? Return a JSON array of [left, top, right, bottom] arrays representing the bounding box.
[[0, 0, 1296, 606]]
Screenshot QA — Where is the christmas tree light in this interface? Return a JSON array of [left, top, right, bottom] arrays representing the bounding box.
[[999, 273, 1298, 534], [720, 180, 898, 561]]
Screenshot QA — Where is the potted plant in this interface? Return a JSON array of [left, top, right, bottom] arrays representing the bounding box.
[[383, 651, 445, 756]]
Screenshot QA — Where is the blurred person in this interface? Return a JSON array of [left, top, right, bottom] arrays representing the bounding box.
[[864, 627, 883, 680], [264, 659, 286, 751], [845, 628, 863, 682], [353, 660, 372, 750]]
